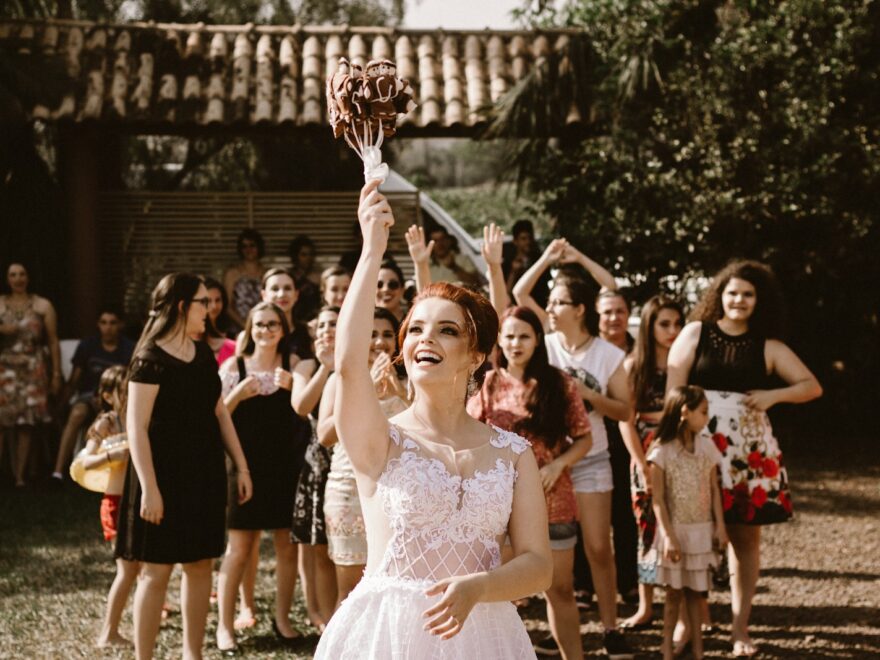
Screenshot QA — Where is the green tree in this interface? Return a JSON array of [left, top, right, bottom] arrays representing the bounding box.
[[497, 0, 880, 431]]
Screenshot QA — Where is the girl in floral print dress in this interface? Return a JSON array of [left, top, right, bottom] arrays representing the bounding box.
[[319, 307, 409, 609]]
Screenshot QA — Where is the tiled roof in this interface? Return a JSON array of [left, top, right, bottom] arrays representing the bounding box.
[[0, 19, 588, 134]]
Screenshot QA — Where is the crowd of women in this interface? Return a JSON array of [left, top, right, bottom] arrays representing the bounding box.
[[1, 179, 822, 660]]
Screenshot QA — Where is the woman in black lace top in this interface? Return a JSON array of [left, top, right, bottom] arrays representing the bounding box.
[[667, 261, 821, 658]]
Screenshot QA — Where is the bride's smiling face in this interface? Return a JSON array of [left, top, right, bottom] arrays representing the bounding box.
[[402, 297, 476, 388]]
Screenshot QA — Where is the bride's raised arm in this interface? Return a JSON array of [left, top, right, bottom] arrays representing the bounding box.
[[335, 180, 396, 480]]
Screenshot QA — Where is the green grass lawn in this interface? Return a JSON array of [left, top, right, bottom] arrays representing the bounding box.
[[0, 483, 318, 658]]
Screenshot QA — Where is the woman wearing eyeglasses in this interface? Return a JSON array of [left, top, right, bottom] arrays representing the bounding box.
[[513, 239, 636, 658], [376, 259, 407, 322], [230, 268, 314, 635], [215, 302, 307, 652], [116, 274, 252, 659]]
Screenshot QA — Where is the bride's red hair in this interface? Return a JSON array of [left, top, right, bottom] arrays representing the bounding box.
[[398, 282, 499, 361]]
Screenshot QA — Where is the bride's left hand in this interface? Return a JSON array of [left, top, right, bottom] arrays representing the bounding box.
[[422, 575, 485, 639]]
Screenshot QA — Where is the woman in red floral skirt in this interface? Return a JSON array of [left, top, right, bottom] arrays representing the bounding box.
[[619, 295, 684, 629], [667, 260, 822, 658]]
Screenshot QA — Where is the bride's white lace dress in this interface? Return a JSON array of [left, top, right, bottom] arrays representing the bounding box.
[[314, 424, 536, 659]]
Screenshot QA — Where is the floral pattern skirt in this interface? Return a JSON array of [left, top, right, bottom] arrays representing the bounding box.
[[706, 390, 793, 526], [631, 419, 659, 585], [291, 426, 332, 545], [0, 350, 51, 427]]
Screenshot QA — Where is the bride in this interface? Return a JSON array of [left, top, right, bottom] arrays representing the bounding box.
[[314, 180, 552, 658]]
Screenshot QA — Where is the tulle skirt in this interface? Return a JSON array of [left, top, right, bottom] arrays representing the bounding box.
[[315, 575, 536, 659]]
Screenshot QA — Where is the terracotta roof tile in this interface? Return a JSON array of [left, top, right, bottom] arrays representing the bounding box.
[[1, 19, 589, 134]]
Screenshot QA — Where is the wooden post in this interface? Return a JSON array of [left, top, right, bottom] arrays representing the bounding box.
[[58, 127, 100, 337]]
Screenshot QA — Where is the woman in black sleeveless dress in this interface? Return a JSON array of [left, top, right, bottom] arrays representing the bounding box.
[[215, 302, 311, 652], [232, 267, 316, 632], [668, 261, 821, 657], [116, 273, 251, 659]]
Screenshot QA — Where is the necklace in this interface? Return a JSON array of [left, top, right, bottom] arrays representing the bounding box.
[[2, 295, 32, 321], [559, 333, 594, 354]]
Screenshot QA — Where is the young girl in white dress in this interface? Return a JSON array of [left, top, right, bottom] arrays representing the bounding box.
[[315, 180, 552, 658], [649, 385, 728, 660]]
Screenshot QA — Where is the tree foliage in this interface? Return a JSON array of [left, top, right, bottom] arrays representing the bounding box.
[[504, 0, 880, 430]]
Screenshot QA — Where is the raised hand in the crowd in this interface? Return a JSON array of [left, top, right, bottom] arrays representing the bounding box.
[[406, 225, 434, 264], [482, 223, 510, 314], [406, 224, 433, 292]]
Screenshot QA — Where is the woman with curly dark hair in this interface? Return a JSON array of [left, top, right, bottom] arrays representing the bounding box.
[[667, 260, 822, 658]]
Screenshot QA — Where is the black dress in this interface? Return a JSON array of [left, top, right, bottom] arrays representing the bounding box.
[[226, 355, 310, 530], [116, 341, 227, 564]]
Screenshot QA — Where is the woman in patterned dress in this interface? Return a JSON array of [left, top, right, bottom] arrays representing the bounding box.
[[0, 262, 61, 487], [223, 229, 265, 333], [290, 306, 341, 630], [619, 296, 684, 628], [667, 260, 822, 657]]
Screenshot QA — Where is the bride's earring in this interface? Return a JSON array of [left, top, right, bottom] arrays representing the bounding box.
[[466, 371, 478, 398]]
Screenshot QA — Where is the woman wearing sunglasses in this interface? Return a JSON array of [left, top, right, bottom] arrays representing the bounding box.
[[215, 302, 306, 652], [376, 259, 407, 322]]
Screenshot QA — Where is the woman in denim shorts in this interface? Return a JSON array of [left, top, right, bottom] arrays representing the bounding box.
[[469, 305, 592, 660], [513, 240, 635, 658]]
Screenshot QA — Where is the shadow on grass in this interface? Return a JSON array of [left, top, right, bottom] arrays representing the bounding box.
[[763, 567, 880, 582], [792, 482, 880, 519], [747, 604, 880, 629], [0, 483, 113, 597]]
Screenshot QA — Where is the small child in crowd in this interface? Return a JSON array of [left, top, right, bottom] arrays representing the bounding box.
[[79, 365, 140, 647], [649, 385, 728, 660]]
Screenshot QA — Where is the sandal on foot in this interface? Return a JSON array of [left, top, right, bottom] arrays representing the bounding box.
[[234, 614, 257, 630], [733, 640, 758, 657], [620, 617, 654, 631]]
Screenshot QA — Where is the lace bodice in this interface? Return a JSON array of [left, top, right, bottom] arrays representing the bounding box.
[[367, 425, 530, 583]]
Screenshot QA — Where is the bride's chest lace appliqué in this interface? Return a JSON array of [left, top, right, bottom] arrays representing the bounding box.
[[374, 426, 529, 579]]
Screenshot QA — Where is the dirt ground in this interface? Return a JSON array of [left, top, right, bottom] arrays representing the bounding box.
[[1, 441, 878, 659]]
